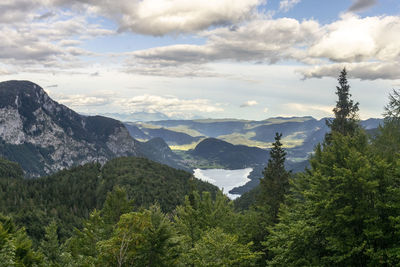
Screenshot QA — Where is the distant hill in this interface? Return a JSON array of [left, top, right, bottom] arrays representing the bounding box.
[[138, 137, 189, 171], [125, 122, 204, 145], [127, 117, 383, 155], [191, 138, 268, 169]]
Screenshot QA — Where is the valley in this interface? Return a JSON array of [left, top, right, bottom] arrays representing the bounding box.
[[123, 116, 382, 195]]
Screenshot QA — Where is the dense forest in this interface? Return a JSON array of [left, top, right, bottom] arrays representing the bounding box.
[[2, 69, 400, 266]]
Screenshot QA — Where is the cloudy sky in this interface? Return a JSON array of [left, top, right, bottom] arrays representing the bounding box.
[[1, 0, 399, 120]]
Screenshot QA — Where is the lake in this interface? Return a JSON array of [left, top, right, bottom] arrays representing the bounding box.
[[193, 168, 253, 200]]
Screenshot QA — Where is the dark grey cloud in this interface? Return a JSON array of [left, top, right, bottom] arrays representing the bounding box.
[[240, 100, 258, 107], [35, 11, 56, 20], [348, 0, 377, 12]]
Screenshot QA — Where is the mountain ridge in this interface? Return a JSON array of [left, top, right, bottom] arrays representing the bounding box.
[[0, 80, 185, 176]]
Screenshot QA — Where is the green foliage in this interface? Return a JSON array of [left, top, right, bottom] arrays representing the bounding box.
[[66, 209, 105, 265], [372, 120, 400, 162], [39, 221, 62, 266], [181, 227, 260, 266], [98, 157, 217, 213], [0, 157, 217, 244], [175, 191, 236, 249], [101, 186, 134, 227], [0, 214, 42, 266], [326, 68, 360, 136], [383, 89, 400, 120], [132, 206, 180, 266], [97, 211, 152, 266], [373, 89, 400, 162], [97, 205, 179, 267], [233, 186, 260, 211], [0, 157, 24, 179], [267, 131, 400, 266], [258, 132, 290, 221]]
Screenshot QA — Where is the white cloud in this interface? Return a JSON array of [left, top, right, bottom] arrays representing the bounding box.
[[240, 100, 258, 107], [124, 62, 223, 78], [128, 18, 321, 76], [128, 14, 400, 80], [116, 94, 223, 116], [57, 94, 112, 107], [49, 0, 262, 36], [0, 0, 399, 83], [263, 107, 269, 113], [116, 94, 224, 117], [279, 0, 301, 12], [284, 103, 332, 115], [308, 14, 400, 63]]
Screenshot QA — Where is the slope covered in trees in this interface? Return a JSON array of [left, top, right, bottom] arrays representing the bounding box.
[[0, 157, 217, 245]]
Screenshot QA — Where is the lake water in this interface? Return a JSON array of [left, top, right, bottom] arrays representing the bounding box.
[[193, 168, 252, 200]]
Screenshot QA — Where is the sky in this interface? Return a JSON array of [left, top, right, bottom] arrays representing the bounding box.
[[0, 0, 399, 120]]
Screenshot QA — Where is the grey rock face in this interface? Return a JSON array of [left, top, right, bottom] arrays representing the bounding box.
[[0, 80, 139, 176]]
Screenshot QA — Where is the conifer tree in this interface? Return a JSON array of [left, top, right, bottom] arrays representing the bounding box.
[[326, 68, 359, 136], [383, 89, 400, 121], [373, 89, 400, 162], [39, 221, 62, 265], [258, 132, 290, 221]]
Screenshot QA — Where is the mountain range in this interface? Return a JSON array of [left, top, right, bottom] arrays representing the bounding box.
[[0, 80, 384, 196]]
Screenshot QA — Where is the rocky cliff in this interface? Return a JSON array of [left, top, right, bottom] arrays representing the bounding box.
[[0, 80, 139, 176]]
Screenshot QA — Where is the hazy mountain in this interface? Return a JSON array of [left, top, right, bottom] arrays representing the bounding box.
[[125, 122, 204, 145], [128, 116, 383, 158]]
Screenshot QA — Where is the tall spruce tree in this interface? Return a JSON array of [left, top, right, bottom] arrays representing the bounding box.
[[373, 89, 400, 162], [326, 68, 359, 136], [258, 132, 290, 221], [383, 89, 400, 121]]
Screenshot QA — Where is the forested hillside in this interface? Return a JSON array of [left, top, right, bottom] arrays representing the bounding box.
[[0, 157, 217, 244], [2, 69, 400, 266]]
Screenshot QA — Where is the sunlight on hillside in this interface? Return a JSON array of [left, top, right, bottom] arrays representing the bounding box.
[[169, 140, 204, 150], [166, 126, 204, 137]]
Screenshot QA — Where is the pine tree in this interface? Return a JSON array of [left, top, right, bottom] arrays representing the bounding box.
[[267, 131, 400, 266], [185, 227, 261, 266], [373, 89, 400, 162], [326, 68, 359, 136], [39, 221, 62, 266], [258, 132, 290, 221], [383, 89, 400, 121]]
